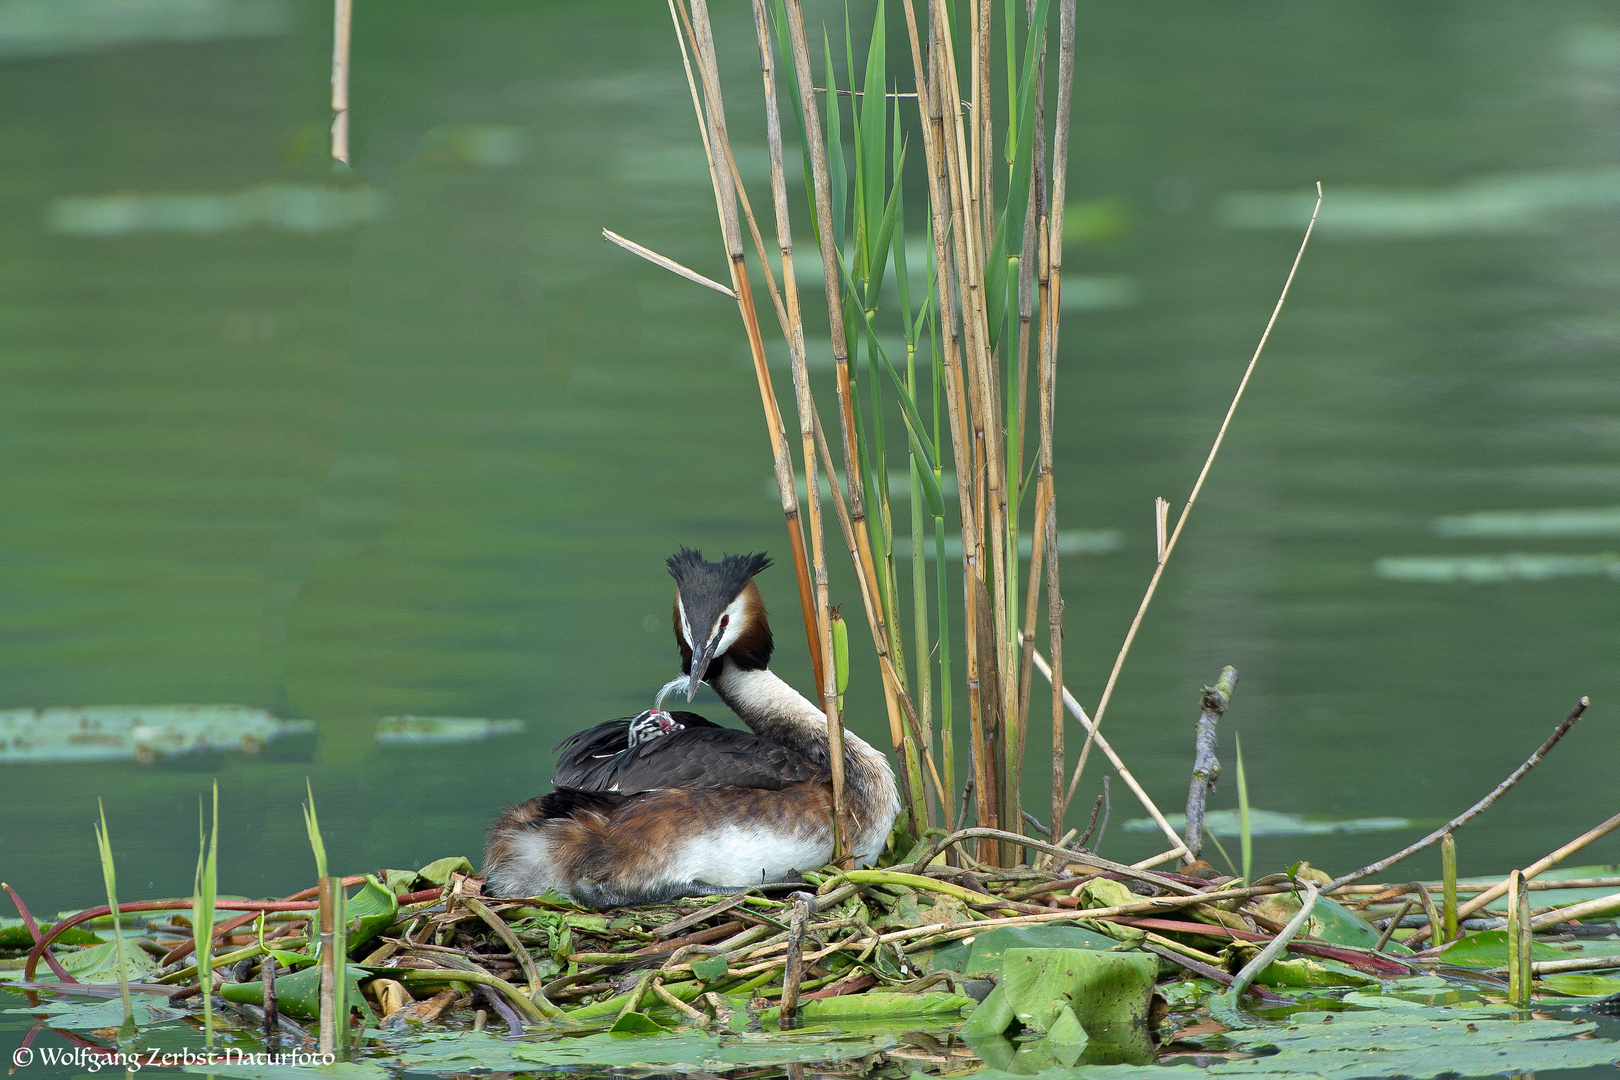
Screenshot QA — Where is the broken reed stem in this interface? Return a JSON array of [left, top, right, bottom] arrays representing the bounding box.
[[1024, 641, 1189, 858], [1066, 182, 1322, 809], [1182, 667, 1237, 862], [676, 0, 827, 703], [748, 0, 841, 857], [316, 877, 346, 1058], [601, 228, 736, 298], [1506, 871, 1530, 1007], [1441, 832, 1458, 942], [1327, 696, 1590, 894], [330, 0, 351, 164], [778, 896, 810, 1026]]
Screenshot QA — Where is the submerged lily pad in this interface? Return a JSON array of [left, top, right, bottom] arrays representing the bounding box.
[[0, 705, 315, 764], [392, 1028, 897, 1073], [373, 716, 524, 745], [1123, 809, 1411, 838]]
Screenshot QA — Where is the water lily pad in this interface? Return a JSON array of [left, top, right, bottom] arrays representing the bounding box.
[[1542, 974, 1620, 997], [609, 1010, 674, 1035], [3, 996, 180, 1029], [962, 948, 1157, 1066], [0, 918, 102, 948], [919, 923, 1114, 976], [1437, 929, 1569, 968], [54, 939, 155, 983]]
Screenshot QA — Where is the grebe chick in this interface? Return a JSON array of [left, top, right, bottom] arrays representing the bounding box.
[[482, 549, 900, 908]]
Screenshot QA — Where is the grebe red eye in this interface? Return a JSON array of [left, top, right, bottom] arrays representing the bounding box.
[[720, 615, 729, 628]]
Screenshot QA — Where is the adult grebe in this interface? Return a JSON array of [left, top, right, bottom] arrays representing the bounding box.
[[482, 549, 900, 908]]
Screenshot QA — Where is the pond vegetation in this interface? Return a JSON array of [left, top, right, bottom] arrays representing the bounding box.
[[3, 0, 1618, 1077]]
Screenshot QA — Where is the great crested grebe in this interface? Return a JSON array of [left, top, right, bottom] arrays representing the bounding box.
[[482, 548, 900, 908]]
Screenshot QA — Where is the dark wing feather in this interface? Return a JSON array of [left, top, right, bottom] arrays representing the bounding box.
[[552, 712, 729, 791], [558, 725, 824, 795]]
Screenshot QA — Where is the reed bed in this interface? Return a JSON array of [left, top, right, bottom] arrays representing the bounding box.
[[590, 0, 1336, 875]]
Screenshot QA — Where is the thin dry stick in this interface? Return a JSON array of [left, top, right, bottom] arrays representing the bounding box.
[[1067, 182, 1323, 807], [601, 229, 736, 298], [1452, 809, 1620, 924], [331, 0, 351, 164], [675, 0, 826, 700], [1326, 696, 1590, 894], [1025, 641, 1189, 857]]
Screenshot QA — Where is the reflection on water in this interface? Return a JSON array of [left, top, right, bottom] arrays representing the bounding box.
[[1, 1, 1618, 938], [46, 183, 387, 236], [1224, 167, 1620, 238]]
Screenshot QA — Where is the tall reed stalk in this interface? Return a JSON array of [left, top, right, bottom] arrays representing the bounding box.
[[634, 0, 1307, 868]]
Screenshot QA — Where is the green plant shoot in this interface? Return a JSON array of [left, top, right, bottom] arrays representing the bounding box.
[[193, 781, 219, 1047], [303, 777, 328, 881], [93, 798, 135, 1037], [1235, 734, 1252, 885]]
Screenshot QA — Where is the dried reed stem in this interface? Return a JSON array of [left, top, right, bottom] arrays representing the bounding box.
[[1067, 182, 1322, 807], [601, 229, 737, 298]]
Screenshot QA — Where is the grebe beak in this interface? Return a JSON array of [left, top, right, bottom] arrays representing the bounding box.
[[685, 627, 726, 701], [684, 646, 710, 701]]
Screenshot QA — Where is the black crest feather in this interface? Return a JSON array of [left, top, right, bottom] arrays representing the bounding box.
[[666, 547, 771, 600]]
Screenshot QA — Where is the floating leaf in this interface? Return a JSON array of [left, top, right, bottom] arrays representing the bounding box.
[[962, 948, 1157, 1066], [609, 1010, 674, 1035], [690, 955, 728, 982], [1437, 929, 1569, 969], [3, 996, 180, 1029]]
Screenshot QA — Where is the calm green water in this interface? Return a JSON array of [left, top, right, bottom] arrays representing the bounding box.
[[1, 0, 1617, 932]]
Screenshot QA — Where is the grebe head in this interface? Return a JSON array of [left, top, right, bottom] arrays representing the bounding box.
[[626, 709, 685, 747], [666, 547, 774, 701]]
